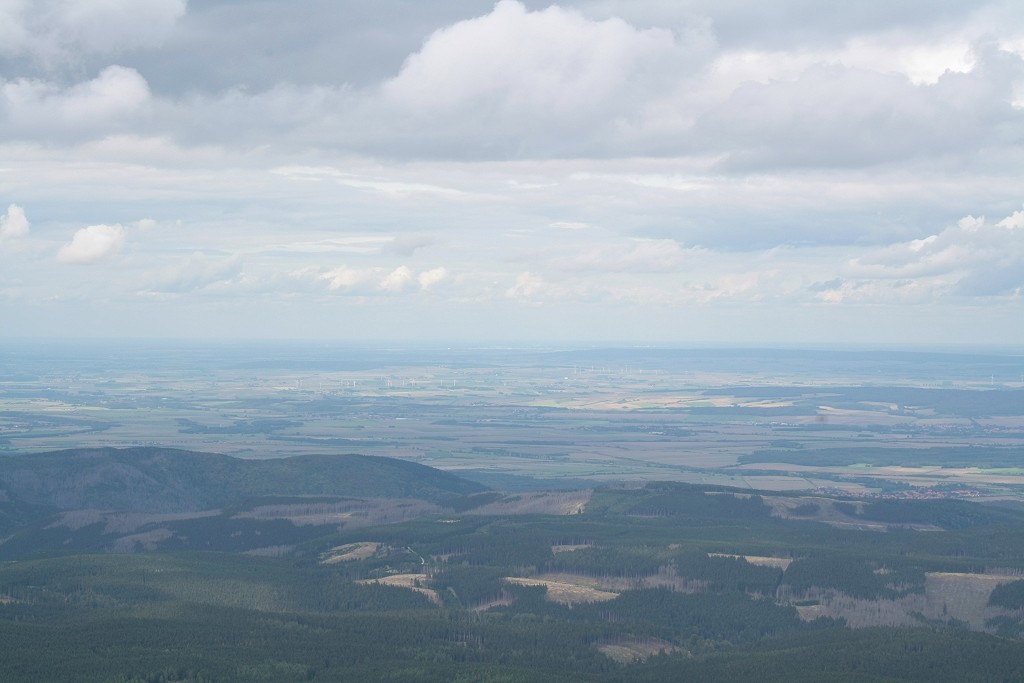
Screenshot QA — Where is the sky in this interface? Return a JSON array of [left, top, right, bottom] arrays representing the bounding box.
[[1, 0, 1023, 346]]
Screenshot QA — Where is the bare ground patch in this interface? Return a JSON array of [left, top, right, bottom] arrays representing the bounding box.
[[244, 545, 294, 557], [235, 499, 441, 529], [765, 496, 938, 531], [709, 553, 792, 570], [597, 639, 680, 663], [358, 573, 441, 606], [504, 576, 618, 604], [108, 527, 175, 552], [924, 572, 1023, 629], [783, 572, 1024, 631], [321, 542, 383, 564], [552, 543, 592, 553], [45, 508, 222, 534], [467, 490, 592, 516]]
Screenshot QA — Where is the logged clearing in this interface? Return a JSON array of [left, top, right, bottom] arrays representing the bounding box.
[[236, 499, 441, 529], [924, 572, 1022, 629], [789, 572, 1024, 630], [470, 595, 515, 612], [552, 544, 591, 553], [321, 542, 382, 564], [791, 592, 927, 628], [708, 553, 792, 570], [47, 509, 222, 534], [109, 528, 175, 552], [763, 496, 940, 531], [358, 574, 441, 605], [597, 639, 679, 663], [468, 490, 592, 516], [794, 603, 823, 621], [505, 576, 618, 604]]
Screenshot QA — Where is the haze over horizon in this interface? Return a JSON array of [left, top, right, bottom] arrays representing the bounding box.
[[1, 1, 1023, 345]]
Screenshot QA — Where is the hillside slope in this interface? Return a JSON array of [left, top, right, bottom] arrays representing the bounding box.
[[0, 447, 485, 515]]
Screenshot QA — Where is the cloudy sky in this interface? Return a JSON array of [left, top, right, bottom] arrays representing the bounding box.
[[1, 0, 1023, 345]]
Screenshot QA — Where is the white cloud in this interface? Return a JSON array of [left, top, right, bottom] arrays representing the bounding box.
[[997, 210, 1024, 230], [320, 265, 378, 292], [57, 223, 125, 264], [314, 263, 450, 294], [375, 0, 710, 157], [0, 204, 29, 239], [418, 266, 448, 290], [2, 66, 151, 138], [380, 265, 414, 292], [847, 209, 1024, 296], [696, 43, 1024, 169], [384, 1, 682, 113], [506, 271, 544, 300], [0, 1, 1022, 343]]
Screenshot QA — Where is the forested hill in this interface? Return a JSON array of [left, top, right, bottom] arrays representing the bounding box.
[[0, 447, 485, 513]]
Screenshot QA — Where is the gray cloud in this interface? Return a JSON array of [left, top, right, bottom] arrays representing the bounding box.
[[1, 1, 1022, 343], [695, 44, 1024, 170], [0, 0, 186, 69], [1, 66, 151, 141]]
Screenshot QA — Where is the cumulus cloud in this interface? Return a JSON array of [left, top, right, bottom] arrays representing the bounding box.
[[375, 0, 710, 157], [318, 264, 440, 295], [0, 204, 29, 240], [57, 223, 125, 264], [847, 209, 1024, 296], [506, 271, 544, 300], [380, 265, 414, 292], [4, 0, 1008, 166], [997, 210, 1024, 230], [695, 42, 1024, 169], [320, 265, 378, 292], [2, 66, 151, 139], [418, 266, 448, 290], [385, 1, 679, 113]]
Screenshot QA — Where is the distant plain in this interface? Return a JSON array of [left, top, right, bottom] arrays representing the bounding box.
[[2, 342, 1021, 497]]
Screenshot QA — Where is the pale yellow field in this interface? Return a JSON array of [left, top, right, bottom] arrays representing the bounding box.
[[708, 553, 792, 570], [320, 542, 382, 564], [358, 574, 441, 605], [504, 576, 618, 604]]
